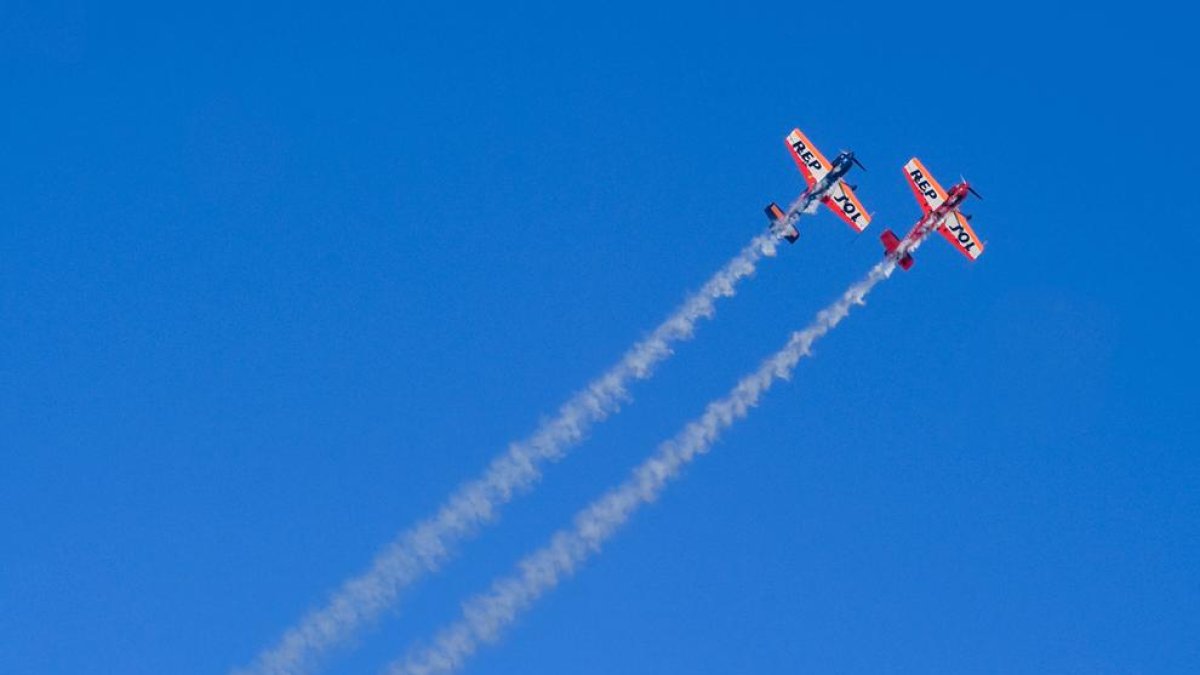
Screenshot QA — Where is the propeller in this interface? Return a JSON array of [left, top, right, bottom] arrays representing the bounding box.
[[837, 149, 867, 171], [960, 174, 982, 200]]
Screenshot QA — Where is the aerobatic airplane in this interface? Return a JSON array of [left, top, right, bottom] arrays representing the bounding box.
[[764, 128, 871, 243], [880, 157, 985, 270]]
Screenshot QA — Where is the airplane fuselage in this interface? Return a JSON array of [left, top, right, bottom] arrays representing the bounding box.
[[768, 130, 871, 243], [892, 183, 970, 259], [789, 154, 856, 220]]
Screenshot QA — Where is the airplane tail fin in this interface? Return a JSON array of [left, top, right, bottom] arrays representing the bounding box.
[[880, 229, 914, 270], [764, 202, 799, 243]]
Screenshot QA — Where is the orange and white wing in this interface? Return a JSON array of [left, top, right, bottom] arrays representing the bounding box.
[[785, 128, 832, 189], [903, 157, 948, 214], [821, 180, 871, 232], [938, 211, 984, 260]]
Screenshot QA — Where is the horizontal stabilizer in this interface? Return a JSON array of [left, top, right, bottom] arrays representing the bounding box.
[[764, 202, 786, 222], [881, 229, 901, 254], [765, 202, 799, 243], [880, 229, 914, 270]]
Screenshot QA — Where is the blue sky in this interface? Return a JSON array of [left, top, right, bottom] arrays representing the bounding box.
[[3, 2, 1198, 673]]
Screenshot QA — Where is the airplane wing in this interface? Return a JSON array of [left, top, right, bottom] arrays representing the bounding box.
[[938, 211, 985, 260], [903, 157, 948, 214], [821, 180, 871, 232], [785, 128, 832, 189]]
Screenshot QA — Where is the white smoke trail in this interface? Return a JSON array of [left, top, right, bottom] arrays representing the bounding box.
[[387, 259, 898, 675], [238, 231, 785, 675]]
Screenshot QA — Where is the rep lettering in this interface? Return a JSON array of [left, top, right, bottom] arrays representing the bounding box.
[[790, 138, 823, 171], [909, 169, 939, 201]]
